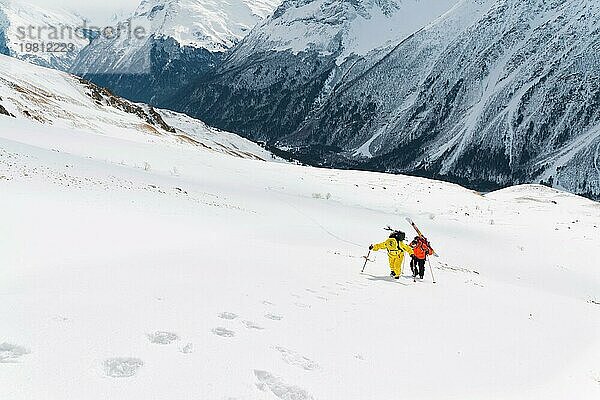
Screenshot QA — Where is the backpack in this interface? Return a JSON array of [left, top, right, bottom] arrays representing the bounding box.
[[389, 230, 406, 243], [413, 237, 431, 259]]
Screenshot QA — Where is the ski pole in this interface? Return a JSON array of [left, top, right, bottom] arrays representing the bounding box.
[[361, 250, 371, 273], [428, 259, 437, 284]]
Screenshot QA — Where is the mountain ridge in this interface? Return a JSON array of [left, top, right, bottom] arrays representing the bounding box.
[[0, 0, 89, 71], [175, 0, 600, 200], [69, 0, 283, 104], [0, 53, 275, 161]]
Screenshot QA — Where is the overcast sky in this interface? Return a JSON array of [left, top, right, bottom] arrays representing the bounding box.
[[27, 0, 140, 24]]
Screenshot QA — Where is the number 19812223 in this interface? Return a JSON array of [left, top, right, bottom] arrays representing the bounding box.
[[19, 42, 76, 53]]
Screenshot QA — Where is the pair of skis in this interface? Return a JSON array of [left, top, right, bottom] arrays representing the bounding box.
[[405, 217, 439, 258], [361, 217, 438, 284], [406, 217, 438, 284]]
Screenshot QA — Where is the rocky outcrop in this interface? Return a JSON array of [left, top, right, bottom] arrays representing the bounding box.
[[77, 77, 176, 133], [0, 95, 14, 117]]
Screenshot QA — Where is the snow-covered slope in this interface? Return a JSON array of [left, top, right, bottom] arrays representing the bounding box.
[[0, 0, 89, 71], [133, 0, 282, 51], [0, 54, 274, 161], [232, 0, 458, 64], [1, 81, 599, 398], [69, 0, 282, 104]]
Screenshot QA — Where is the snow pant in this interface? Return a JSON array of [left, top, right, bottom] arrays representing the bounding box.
[[388, 253, 405, 277], [411, 256, 426, 278]]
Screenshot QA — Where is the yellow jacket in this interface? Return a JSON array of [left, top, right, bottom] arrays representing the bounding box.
[[373, 238, 414, 258]]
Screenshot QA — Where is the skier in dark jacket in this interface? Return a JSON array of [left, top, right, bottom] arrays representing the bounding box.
[[410, 236, 433, 280]]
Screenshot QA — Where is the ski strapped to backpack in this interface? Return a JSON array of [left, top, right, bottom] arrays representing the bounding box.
[[405, 217, 439, 257]]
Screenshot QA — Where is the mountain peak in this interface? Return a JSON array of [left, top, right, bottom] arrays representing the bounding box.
[[0, 0, 89, 71], [240, 0, 459, 63], [123, 0, 282, 51]]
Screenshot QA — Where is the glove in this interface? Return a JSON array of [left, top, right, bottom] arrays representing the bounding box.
[[369, 245, 374, 250]]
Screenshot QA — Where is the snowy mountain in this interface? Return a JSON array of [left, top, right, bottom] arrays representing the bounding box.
[[2, 52, 600, 398], [70, 0, 282, 104], [128, 0, 281, 52], [302, 0, 600, 199], [230, 0, 458, 64], [177, 0, 458, 140], [0, 54, 275, 161], [0, 0, 89, 71], [177, 0, 600, 200], [1, 4, 598, 397]]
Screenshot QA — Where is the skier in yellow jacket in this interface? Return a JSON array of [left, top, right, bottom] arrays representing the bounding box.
[[370, 230, 414, 279]]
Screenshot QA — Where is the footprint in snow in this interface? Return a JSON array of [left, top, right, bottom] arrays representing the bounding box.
[[274, 346, 319, 371], [241, 320, 264, 330], [180, 343, 194, 354], [0, 343, 30, 363], [463, 278, 485, 288], [254, 370, 314, 400], [212, 327, 236, 338], [335, 283, 350, 291], [103, 357, 143, 378], [305, 288, 318, 294], [264, 313, 284, 321], [294, 302, 311, 309], [218, 312, 239, 320], [51, 315, 70, 323], [147, 331, 178, 345]]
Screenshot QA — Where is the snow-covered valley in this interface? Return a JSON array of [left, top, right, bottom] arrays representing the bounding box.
[[1, 65, 600, 398]]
